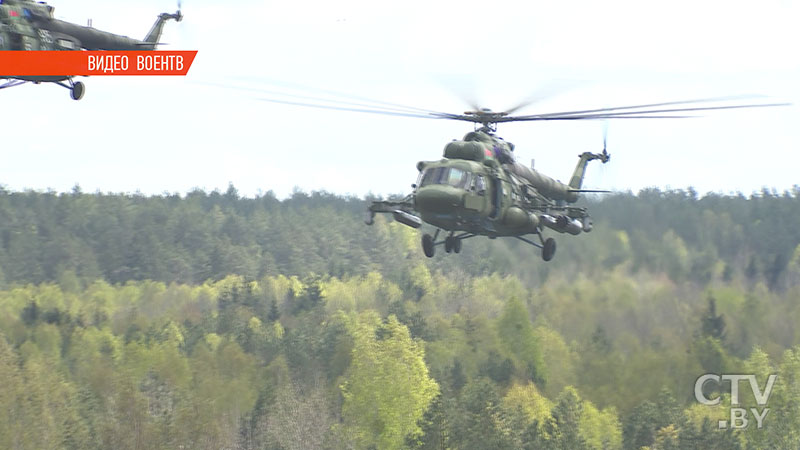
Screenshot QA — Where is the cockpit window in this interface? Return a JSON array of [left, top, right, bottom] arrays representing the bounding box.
[[420, 167, 444, 187], [420, 167, 471, 189]]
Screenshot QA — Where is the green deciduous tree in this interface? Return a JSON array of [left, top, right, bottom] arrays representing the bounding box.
[[0, 333, 25, 448], [451, 377, 517, 450], [580, 400, 622, 450], [340, 312, 439, 450], [497, 296, 546, 386]]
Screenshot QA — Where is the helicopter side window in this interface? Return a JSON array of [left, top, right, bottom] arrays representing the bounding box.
[[472, 175, 486, 195], [462, 173, 472, 190], [446, 168, 467, 188]]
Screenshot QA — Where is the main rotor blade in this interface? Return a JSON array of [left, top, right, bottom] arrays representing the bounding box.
[[219, 79, 450, 116], [511, 95, 770, 120], [448, 86, 481, 112], [254, 87, 440, 115], [503, 79, 581, 115], [256, 97, 454, 120], [204, 81, 451, 116], [218, 78, 791, 126], [504, 98, 540, 116], [504, 114, 695, 121], [506, 101, 790, 121]]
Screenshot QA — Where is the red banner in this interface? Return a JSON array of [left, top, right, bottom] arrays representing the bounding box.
[[0, 51, 197, 76]]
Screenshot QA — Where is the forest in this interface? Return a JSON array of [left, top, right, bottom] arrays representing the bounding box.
[[1, 184, 799, 449]]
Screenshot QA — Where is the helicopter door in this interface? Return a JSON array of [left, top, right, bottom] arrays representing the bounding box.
[[489, 177, 502, 219], [464, 174, 486, 211]]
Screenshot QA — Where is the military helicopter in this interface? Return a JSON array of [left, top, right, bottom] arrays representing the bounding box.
[[251, 89, 787, 261], [366, 116, 607, 262], [355, 98, 790, 261], [0, 0, 182, 100]]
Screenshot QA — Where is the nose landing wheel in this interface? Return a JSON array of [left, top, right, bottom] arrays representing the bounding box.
[[444, 235, 462, 254], [421, 231, 473, 257]]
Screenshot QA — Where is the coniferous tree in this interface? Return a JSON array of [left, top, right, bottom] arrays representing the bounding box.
[[701, 296, 726, 341]]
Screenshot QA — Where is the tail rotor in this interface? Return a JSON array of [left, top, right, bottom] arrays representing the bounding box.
[[600, 121, 610, 163]]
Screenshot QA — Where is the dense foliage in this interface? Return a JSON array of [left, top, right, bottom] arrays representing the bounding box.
[[1, 185, 799, 449]]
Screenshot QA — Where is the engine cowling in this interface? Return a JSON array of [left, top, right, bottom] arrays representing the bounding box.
[[505, 163, 578, 203]]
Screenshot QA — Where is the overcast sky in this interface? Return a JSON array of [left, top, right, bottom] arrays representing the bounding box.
[[2, 0, 798, 198]]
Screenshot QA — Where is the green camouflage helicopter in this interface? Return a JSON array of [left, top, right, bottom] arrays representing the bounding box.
[[366, 119, 606, 261], [0, 0, 182, 100], [253, 89, 787, 262], [354, 99, 787, 261]]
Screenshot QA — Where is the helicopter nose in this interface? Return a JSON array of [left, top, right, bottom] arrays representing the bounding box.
[[415, 186, 463, 213]]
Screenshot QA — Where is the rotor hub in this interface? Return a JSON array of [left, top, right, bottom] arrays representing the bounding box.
[[464, 110, 508, 132]]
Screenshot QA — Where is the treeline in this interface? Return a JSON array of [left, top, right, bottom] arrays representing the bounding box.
[[1, 185, 799, 289], [597, 187, 800, 290]]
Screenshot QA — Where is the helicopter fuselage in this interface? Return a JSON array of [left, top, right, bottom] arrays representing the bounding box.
[[414, 130, 593, 235], [414, 159, 540, 238]]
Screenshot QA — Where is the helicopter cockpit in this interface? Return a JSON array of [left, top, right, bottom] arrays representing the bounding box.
[[418, 166, 487, 195]]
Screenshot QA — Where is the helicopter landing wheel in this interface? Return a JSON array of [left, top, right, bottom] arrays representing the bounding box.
[[444, 236, 453, 253], [70, 81, 84, 101], [422, 233, 435, 258], [542, 238, 556, 262], [453, 238, 462, 253]]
